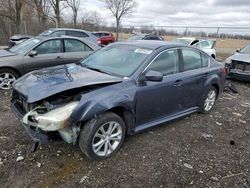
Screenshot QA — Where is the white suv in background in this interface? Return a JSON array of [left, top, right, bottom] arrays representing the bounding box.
[[173, 37, 217, 59]]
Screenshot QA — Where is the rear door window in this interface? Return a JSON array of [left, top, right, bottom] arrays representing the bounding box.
[[144, 36, 161, 40], [182, 49, 203, 71], [64, 39, 92, 52], [66, 31, 89, 38], [51, 30, 66, 36]]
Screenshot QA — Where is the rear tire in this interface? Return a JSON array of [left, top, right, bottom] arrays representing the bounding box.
[[200, 86, 217, 113], [78, 112, 126, 160], [0, 68, 19, 90]]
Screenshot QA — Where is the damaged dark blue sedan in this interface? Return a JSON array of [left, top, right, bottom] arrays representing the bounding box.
[[11, 41, 226, 159]]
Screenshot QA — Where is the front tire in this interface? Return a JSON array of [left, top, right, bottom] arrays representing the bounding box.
[[78, 112, 126, 160], [0, 68, 19, 90], [200, 86, 217, 113]]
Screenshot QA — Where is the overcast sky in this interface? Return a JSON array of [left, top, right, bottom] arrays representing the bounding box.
[[69, 0, 250, 29]]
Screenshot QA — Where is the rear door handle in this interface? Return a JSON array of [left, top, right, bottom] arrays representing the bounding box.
[[173, 80, 183, 87], [56, 56, 62, 59]]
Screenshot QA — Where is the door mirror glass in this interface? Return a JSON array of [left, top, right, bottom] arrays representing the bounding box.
[[145, 70, 163, 82], [28, 50, 38, 57]]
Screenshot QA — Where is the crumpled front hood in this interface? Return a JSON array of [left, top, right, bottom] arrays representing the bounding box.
[[0, 50, 17, 58], [229, 53, 250, 63], [13, 64, 123, 103]]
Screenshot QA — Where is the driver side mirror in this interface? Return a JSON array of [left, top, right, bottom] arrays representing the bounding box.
[[28, 50, 38, 57], [144, 70, 163, 82]]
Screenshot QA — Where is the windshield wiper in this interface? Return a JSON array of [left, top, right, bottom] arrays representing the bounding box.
[[83, 65, 116, 76], [64, 65, 73, 81]]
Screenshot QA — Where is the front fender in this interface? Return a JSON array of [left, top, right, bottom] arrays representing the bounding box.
[[70, 82, 136, 124]]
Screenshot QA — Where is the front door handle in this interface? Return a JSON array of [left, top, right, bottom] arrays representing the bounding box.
[[173, 80, 183, 87], [56, 56, 62, 59]]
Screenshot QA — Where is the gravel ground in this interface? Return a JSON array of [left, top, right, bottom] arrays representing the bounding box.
[[0, 79, 249, 188]]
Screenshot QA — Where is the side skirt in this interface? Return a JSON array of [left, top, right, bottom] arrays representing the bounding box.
[[132, 107, 199, 134]]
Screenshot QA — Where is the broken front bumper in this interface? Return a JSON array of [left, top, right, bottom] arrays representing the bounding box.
[[11, 101, 50, 144], [22, 123, 50, 144], [228, 69, 250, 82], [11, 100, 80, 144]]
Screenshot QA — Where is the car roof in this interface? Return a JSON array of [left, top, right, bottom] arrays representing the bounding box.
[[113, 40, 184, 50], [176, 37, 196, 40], [132, 34, 161, 37], [92, 31, 111, 34], [47, 28, 92, 33]]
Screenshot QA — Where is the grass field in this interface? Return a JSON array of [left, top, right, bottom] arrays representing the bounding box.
[[117, 33, 250, 61], [118, 33, 250, 49]]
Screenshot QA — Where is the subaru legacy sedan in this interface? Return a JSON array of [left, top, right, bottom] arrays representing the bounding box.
[[11, 41, 226, 160]]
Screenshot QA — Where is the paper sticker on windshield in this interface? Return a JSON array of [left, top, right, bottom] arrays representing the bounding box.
[[135, 48, 153, 55]]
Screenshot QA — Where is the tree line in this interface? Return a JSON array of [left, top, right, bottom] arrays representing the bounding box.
[[0, 0, 137, 45]]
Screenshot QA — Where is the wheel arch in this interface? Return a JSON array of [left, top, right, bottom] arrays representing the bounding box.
[[0, 66, 21, 77], [71, 102, 136, 135], [108, 106, 135, 135], [211, 83, 220, 98]]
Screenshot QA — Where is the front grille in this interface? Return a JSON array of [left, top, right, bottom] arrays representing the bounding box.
[[232, 60, 250, 72]]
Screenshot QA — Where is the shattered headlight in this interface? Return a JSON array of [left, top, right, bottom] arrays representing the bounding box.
[[22, 101, 79, 131]]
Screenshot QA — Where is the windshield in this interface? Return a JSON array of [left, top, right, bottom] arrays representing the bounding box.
[[240, 44, 250, 54], [39, 29, 55, 36], [172, 38, 192, 45], [9, 38, 41, 54], [81, 45, 152, 77], [127, 35, 145, 40]]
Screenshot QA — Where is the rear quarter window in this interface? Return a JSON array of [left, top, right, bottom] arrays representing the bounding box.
[[201, 53, 209, 67]]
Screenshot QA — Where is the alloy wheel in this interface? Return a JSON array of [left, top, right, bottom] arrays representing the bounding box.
[[204, 90, 216, 111], [0, 73, 16, 90], [92, 121, 123, 157]]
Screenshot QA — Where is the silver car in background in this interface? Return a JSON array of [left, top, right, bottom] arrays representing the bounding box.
[[225, 43, 250, 82], [0, 36, 100, 89]]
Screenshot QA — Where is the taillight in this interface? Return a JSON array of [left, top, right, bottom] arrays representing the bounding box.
[[222, 66, 228, 75]]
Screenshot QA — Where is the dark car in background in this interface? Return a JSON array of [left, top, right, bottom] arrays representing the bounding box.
[[9, 28, 99, 47], [0, 36, 100, 89], [92, 32, 115, 45], [225, 43, 250, 82], [128, 34, 164, 41], [11, 41, 226, 160]]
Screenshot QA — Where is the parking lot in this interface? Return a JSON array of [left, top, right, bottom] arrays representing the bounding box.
[[0, 76, 249, 187]]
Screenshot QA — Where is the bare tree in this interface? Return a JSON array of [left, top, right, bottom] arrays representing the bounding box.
[[0, 0, 24, 34], [67, 0, 80, 28], [50, 0, 66, 27], [33, 0, 51, 29], [102, 0, 137, 40], [81, 11, 104, 31]]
